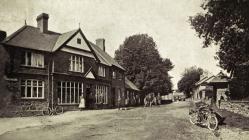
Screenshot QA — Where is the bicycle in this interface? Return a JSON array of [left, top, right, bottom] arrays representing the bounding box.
[[42, 104, 64, 116], [189, 104, 218, 131]]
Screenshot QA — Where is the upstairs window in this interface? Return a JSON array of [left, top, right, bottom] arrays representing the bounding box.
[[21, 51, 44, 68], [69, 55, 84, 73], [112, 71, 116, 79], [98, 65, 106, 77], [77, 38, 81, 44]]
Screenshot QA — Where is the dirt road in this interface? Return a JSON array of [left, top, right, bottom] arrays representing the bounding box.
[[0, 101, 248, 140]]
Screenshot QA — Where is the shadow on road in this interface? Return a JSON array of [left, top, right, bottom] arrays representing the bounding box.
[[220, 109, 249, 131]]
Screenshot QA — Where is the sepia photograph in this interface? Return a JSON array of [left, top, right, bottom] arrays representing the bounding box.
[[0, 0, 249, 139]]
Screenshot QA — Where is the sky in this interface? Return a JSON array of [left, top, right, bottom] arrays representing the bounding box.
[[0, 0, 223, 89]]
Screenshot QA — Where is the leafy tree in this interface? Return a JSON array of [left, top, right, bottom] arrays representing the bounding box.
[[177, 66, 203, 97], [189, 0, 249, 76], [189, 0, 249, 98], [115, 34, 174, 95]]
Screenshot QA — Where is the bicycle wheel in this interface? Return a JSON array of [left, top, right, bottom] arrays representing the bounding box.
[[189, 112, 198, 125], [207, 114, 218, 131], [55, 106, 64, 115], [42, 108, 50, 116]]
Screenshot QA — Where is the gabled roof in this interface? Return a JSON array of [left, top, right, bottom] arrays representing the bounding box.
[[89, 42, 125, 70], [195, 75, 215, 86], [2, 25, 124, 71], [125, 77, 140, 91], [3, 25, 60, 52], [52, 29, 78, 52], [209, 71, 230, 83]]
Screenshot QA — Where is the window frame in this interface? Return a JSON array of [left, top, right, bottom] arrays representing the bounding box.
[[21, 51, 45, 68], [57, 81, 83, 105], [98, 65, 106, 77], [69, 55, 84, 73], [95, 85, 108, 104], [77, 38, 81, 44], [20, 79, 45, 99]]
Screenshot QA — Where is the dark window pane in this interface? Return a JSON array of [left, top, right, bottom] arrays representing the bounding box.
[[67, 92, 70, 103], [38, 81, 43, 86], [38, 87, 43, 97], [27, 87, 31, 97], [58, 87, 61, 104], [77, 38, 81, 44], [62, 88, 66, 103], [33, 81, 37, 86], [75, 91, 79, 103], [27, 52, 31, 65], [27, 80, 31, 86], [71, 92, 74, 103], [33, 87, 38, 97]]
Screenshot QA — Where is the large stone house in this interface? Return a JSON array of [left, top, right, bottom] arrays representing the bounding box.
[[0, 13, 134, 111]]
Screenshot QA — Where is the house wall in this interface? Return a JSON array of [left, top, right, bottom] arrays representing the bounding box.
[[111, 67, 125, 107], [3, 46, 50, 110], [2, 44, 126, 112]]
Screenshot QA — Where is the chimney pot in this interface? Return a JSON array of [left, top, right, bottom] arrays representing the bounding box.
[[0, 30, 7, 42], [36, 13, 49, 33], [96, 38, 105, 52]]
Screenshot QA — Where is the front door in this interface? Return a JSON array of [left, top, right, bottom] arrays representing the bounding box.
[[86, 84, 94, 108]]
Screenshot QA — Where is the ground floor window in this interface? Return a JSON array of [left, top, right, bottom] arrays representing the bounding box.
[[21, 79, 44, 99], [57, 81, 83, 104], [95, 85, 108, 104]]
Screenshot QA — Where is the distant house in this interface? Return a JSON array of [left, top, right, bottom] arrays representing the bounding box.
[[193, 73, 215, 100], [0, 13, 133, 111], [125, 77, 140, 106], [193, 71, 230, 101]]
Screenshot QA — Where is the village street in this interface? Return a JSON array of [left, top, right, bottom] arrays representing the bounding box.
[[0, 101, 248, 140]]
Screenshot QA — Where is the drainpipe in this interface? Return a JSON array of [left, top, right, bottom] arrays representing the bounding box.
[[51, 59, 54, 107], [47, 56, 50, 107]]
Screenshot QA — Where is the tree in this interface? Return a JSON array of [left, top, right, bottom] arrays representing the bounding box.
[[115, 34, 174, 95], [177, 66, 203, 97], [189, 0, 249, 76], [189, 0, 249, 98]]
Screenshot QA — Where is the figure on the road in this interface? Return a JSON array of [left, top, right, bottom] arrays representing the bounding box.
[[156, 93, 162, 105], [79, 94, 85, 111], [144, 93, 154, 107]]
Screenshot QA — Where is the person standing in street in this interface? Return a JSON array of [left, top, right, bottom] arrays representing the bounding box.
[[79, 94, 85, 111]]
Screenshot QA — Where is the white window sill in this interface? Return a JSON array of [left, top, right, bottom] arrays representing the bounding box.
[[58, 103, 79, 105], [21, 65, 45, 69], [21, 97, 45, 100], [69, 70, 84, 73]]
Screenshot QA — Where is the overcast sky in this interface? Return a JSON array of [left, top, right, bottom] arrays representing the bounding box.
[[0, 0, 223, 89]]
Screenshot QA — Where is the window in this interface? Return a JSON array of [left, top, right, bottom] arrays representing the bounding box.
[[95, 85, 108, 104], [116, 72, 123, 80], [98, 65, 106, 77], [112, 71, 116, 79], [57, 81, 83, 104], [21, 79, 44, 99], [21, 51, 44, 68], [69, 55, 84, 72], [77, 38, 81, 44]]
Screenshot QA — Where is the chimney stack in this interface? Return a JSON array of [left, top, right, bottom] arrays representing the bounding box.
[[0, 31, 7, 42], [96, 38, 105, 52], [36, 13, 49, 33]]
